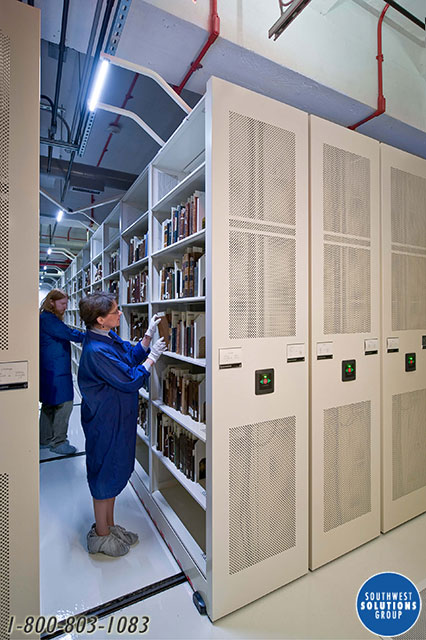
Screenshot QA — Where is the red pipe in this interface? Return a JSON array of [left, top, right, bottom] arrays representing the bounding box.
[[89, 73, 140, 225], [40, 262, 70, 268], [175, 0, 220, 95], [40, 233, 85, 242], [349, 4, 389, 130]]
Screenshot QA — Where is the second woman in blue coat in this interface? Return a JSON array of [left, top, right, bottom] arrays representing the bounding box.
[[78, 292, 166, 557], [39, 289, 85, 455]]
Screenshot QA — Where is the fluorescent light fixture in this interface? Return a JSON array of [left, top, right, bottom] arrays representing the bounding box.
[[88, 59, 109, 112], [47, 248, 52, 255], [56, 209, 64, 222], [268, 0, 313, 40], [43, 266, 47, 271]]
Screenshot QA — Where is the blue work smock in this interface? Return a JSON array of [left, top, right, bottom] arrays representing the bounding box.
[[39, 310, 85, 405], [77, 330, 151, 500]]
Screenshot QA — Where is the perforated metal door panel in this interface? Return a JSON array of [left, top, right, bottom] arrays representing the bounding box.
[[208, 77, 308, 620], [323, 401, 371, 532], [392, 389, 426, 500], [310, 116, 380, 570], [229, 417, 296, 575], [381, 144, 426, 533]]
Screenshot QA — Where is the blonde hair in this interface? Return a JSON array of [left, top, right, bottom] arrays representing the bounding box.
[[40, 288, 68, 319]]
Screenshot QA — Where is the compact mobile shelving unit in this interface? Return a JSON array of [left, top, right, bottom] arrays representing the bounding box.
[[63, 77, 310, 621], [62, 75, 426, 621]]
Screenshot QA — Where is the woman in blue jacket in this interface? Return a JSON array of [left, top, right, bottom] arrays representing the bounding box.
[[78, 292, 166, 557], [40, 289, 85, 455]]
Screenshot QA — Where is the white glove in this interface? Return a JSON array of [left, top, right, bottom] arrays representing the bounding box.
[[148, 337, 167, 363], [145, 314, 161, 338]]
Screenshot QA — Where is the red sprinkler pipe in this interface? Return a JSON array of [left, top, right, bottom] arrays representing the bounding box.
[[89, 73, 140, 224], [175, 0, 220, 95], [348, 3, 389, 130]]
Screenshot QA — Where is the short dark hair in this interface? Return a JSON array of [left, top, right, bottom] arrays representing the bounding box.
[[79, 292, 116, 329]]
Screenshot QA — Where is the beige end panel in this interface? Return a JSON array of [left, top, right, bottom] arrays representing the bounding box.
[[381, 144, 426, 533], [309, 116, 380, 570], [0, 2, 40, 638], [206, 77, 308, 621]]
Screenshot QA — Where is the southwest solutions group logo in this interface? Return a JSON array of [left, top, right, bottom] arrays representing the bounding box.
[[356, 572, 421, 637]]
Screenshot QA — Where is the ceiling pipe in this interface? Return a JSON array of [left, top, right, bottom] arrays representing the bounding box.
[[61, 0, 115, 203], [41, 96, 71, 143], [348, 4, 389, 131], [90, 73, 140, 228], [96, 73, 139, 168], [175, 0, 220, 95], [69, 0, 104, 141], [47, 0, 70, 173]]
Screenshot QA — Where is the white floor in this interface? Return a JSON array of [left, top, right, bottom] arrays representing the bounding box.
[[39, 405, 426, 640]]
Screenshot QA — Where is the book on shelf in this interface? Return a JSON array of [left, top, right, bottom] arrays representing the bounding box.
[[109, 250, 119, 274], [127, 271, 148, 303], [162, 365, 206, 423], [94, 262, 102, 282], [159, 190, 205, 251], [137, 395, 149, 438], [130, 312, 148, 341], [157, 312, 171, 348], [193, 312, 206, 359], [108, 280, 119, 296], [159, 248, 204, 300], [194, 439, 206, 484], [84, 267, 91, 287], [128, 232, 149, 265], [165, 310, 205, 359], [156, 412, 203, 482]]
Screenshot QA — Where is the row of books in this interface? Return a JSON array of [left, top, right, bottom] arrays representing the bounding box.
[[159, 311, 205, 359], [162, 366, 206, 423], [159, 248, 205, 300], [128, 233, 149, 265], [137, 396, 149, 438], [129, 312, 148, 341], [156, 412, 206, 484], [109, 250, 119, 274], [93, 262, 102, 283], [108, 281, 119, 296], [127, 271, 148, 303], [161, 190, 205, 249], [84, 268, 91, 287]]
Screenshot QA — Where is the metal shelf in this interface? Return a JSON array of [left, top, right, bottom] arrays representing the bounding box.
[[152, 399, 206, 442], [152, 447, 206, 510]]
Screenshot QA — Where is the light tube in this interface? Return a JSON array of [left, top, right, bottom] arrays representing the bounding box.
[[56, 209, 64, 222], [88, 60, 109, 112]]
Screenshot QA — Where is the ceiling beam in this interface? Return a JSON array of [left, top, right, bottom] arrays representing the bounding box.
[[40, 156, 138, 191]]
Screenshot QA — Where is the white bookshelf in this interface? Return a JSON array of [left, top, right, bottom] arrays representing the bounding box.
[[61, 77, 310, 622]]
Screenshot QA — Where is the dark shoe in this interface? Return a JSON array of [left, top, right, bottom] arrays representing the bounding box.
[[49, 442, 77, 455]]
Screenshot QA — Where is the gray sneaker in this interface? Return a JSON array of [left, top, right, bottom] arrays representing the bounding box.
[[87, 527, 129, 557], [49, 442, 77, 455], [110, 524, 139, 546]]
